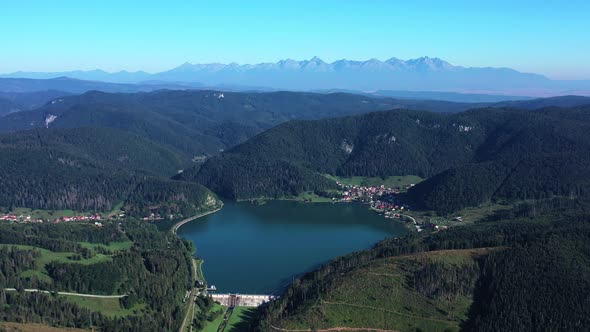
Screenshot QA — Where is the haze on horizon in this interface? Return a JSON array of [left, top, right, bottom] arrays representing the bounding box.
[[2, 0, 589, 80]]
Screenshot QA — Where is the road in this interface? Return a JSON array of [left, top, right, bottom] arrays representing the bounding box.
[[178, 258, 200, 332], [4, 288, 126, 298], [170, 207, 222, 234], [174, 207, 221, 331]]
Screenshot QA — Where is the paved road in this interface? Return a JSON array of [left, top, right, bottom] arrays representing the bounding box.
[[174, 207, 221, 331], [171, 207, 222, 234], [178, 258, 200, 332], [4, 288, 126, 298]]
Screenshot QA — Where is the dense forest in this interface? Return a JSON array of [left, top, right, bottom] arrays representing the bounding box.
[[180, 106, 590, 211], [0, 221, 195, 331], [0, 129, 220, 216], [0, 127, 187, 175], [0, 90, 70, 116], [0, 89, 467, 158], [175, 154, 336, 199]]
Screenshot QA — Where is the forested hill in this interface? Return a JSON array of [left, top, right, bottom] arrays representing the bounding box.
[[0, 127, 186, 176], [0, 128, 220, 216], [0, 90, 71, 116], [258, 199, 590, 331], [0, 89, 481, 156], [179, 106, 590, 209]]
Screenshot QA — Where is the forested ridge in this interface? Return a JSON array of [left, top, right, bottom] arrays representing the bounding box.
[[180, 106, 590, 211], [0, 89, 467, 158], [0, 90, 71, 116], [0, 127, 187, 175], [0, 142, 219, 216]]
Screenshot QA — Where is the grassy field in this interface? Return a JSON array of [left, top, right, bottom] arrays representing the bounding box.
[[225, 306, 259, 332], [276, 248, 494, 332], [106, 201, 125, 218], [287, 191, 335, 203], [0, 244, 113, 284], [0, 322, 87, 332], [8, 208, 77, 220], [60, 295, 145, 317], [411, 202, 514, 226], [79, 240, 133, 251], [202, 303, 227, 332], [195, 258, 206, 282], [325, 175, 424, 189]]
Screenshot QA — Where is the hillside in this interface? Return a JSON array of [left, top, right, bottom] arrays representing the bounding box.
[[0, 77, 202, 94], [0, 90, 492, 161], [0, 90, 71, 116], [0, 130, 220, 217], [258, 203, 590, 331], [179, 106, 590, 210], [0, 220, 199, 331], [0, 127, 186, 176], [272, 248, 489, 332]]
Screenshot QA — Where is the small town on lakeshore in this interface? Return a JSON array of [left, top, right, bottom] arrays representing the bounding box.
[[0, 176, 466, 234], [332, 180, 454, 232]]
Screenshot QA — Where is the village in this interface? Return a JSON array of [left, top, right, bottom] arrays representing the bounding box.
[[0, 212, 106, 226], [0, 209, 183, 226], [333, 181, 451, 232]]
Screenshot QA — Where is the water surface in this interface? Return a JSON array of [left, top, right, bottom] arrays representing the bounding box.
[[178, 200, 408, 294]]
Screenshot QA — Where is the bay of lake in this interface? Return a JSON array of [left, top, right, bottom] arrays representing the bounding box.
[[177, 200, 408, 294]]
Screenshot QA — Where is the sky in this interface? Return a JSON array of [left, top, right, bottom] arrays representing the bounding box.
[[1, 0, 589, 79]]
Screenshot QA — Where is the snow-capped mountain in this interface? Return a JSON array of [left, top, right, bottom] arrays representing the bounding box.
[[2, 57, 589, 95]]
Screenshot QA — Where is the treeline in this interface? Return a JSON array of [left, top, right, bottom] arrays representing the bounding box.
[[255, 207, 590, 330]]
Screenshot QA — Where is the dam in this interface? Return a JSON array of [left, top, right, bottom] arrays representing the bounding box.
[[211, 293, 276, 307]]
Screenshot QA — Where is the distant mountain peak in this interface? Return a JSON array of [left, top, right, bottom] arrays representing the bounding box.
[[405, 56, 453, 70], [3, 56, 580, 95]]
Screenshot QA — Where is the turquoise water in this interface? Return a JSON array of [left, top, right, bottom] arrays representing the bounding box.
[[177, 200, 408, 294]]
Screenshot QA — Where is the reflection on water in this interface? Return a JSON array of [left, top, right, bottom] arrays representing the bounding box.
[[178, 200, 408, 294]]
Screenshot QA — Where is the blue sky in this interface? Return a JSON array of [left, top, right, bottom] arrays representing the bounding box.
[[1, 0, 589, 79]]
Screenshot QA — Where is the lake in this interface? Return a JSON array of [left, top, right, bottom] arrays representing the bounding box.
[[177, 200, 408, 294]]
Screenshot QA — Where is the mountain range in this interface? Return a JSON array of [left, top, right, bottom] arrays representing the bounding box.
[[3, 57, 590, 96]]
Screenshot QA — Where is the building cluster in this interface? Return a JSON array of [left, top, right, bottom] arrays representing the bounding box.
[[58, 214, 102, 222], [0, 214, 43, 223], [0, 213, 104, 226], [336, 182, 412, 218], [141, 212, 176, 221], [339, 184, 401, 203]]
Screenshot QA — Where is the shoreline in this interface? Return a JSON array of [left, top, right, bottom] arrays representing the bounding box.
[[170, 206, 223, 234]]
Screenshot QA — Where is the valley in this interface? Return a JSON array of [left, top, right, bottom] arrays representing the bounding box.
[[1, 85, 590, 332], [3, 2, 590, 331]]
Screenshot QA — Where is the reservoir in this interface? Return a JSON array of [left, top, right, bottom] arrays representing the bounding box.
[[177, 200, 408, 294]]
